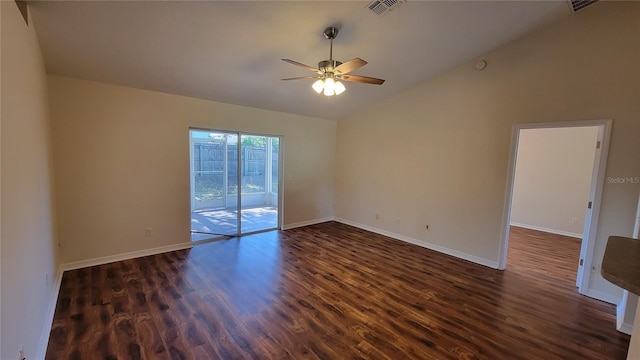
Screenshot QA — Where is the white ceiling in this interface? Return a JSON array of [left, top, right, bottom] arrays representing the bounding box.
[[29, 1, 571, 120]]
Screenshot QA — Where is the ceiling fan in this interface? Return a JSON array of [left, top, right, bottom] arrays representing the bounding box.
[[282, 26, 385, 97]]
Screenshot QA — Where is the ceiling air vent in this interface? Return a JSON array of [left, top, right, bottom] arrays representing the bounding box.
[[569, 0, 598, 12], [367, 0, 406, 16]]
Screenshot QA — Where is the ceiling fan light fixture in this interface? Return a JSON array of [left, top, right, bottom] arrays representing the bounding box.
[[312, 76, 345, 96], [311, 77, 346, 96], [312, 79, 324, 93]]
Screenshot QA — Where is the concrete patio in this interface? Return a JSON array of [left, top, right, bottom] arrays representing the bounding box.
[[191, 206, 278, 241]]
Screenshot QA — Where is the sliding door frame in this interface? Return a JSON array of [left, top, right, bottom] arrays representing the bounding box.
[[189, 127, 284, 239]]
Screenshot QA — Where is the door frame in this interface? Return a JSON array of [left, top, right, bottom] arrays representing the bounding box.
[[497, 119, 612, 296]]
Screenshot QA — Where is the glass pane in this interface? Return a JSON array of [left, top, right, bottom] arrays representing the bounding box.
[[271, 137, 279, 193], [227, 134, 238, 196], [194, 173, 223, 201], [192, 138, 225, 211], [241, 135, 266, 194], [240, 135, 277, 233], [191, 130, 238, 239]]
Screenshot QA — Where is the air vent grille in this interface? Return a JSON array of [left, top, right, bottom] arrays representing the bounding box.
[[367, 0, 406, 16], [569, 0, 598, 12]]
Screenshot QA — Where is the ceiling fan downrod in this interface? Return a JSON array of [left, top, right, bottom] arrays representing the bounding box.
[[320, 27, 341, 73], [323, 26, 338, 61]]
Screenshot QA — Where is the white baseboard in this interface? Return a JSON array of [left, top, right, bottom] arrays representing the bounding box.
[[282, 217, 334, 230], [616, 291, 636, 335], [619, 322, 634, 335], [35, 267, 64, 360], [617, 298, 625, 329], [510, 222, 582, 239], [584, 288, 619, 305], [334, 217, 498, 269], [59, 241, 194, 272]]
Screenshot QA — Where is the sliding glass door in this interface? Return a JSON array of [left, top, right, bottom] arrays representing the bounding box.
[[190, 129, 281, 241], [239, 135, 279, 233]]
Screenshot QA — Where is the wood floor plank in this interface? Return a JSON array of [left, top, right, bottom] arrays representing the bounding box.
[[46, 222, 629, 359]]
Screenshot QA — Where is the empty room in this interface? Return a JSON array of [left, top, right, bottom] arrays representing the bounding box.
[[2, 0, 640, 359]]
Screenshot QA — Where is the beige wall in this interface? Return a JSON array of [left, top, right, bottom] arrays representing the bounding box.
[[335, 1, 639, 299], [1, 2, 59, 359], [511, 127, 599, 237], [48, 76, 336, 264], [1, 3, 3, 356]]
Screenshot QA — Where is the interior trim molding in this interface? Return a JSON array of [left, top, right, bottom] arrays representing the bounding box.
[[59, 241, 194, 272], [334, 217, 498, 269], [510, 222, 582, 239], [618, 303, 634, 335], [585, 288, 618, 305], [619, 322, 634, 336], [282, 217, 335, 230], [36, 268, 64, 360]]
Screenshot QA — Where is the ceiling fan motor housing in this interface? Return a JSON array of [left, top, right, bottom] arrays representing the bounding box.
[[319, 60, 343, 74]]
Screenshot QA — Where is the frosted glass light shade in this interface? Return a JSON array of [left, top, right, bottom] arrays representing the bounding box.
[[323, 77, 336, 96], [312, 79, 324, 93], [311, 77, 345, 96]]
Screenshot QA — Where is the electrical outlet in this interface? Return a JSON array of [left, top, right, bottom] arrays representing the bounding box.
[[375, 213, 380, 220], [571, 217, 578, 224], [45, 273, 50, 287], [146, 228, 153, 237]]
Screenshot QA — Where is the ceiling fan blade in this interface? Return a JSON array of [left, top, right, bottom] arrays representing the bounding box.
[[281, 76, 320, 81], [334, 58, 367, 75], [340, 74, 385, 85], [282, 59, 319, 73]]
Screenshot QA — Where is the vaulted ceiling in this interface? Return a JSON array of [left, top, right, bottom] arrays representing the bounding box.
[[30, 1, 571, 120]]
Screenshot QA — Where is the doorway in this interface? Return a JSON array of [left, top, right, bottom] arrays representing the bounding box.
[[499, 120, 612, 298], [189, 129, 282, 241]]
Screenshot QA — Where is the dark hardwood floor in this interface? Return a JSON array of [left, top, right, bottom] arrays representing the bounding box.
[[46, 222, 629, 359], [507, 226, 583, 288]]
